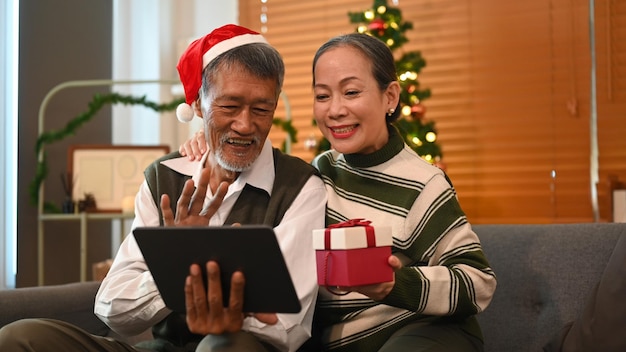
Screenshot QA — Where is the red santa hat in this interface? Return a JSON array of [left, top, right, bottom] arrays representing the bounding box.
[[175, 24, 268, 122]]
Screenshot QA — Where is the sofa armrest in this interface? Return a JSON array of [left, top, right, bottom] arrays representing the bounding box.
[[0, 281, 109, 336]]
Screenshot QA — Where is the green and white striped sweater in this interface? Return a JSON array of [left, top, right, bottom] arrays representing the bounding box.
[[311, 126, 497, 352]]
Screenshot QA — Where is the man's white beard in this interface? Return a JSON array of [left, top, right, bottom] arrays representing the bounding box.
[[214, 148, 255, 172]]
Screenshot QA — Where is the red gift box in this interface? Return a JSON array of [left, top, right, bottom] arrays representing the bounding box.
[[313, 219, 393, 287]]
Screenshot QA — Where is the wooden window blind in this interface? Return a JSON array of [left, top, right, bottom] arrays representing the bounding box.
[[238, 0, 626, 224]]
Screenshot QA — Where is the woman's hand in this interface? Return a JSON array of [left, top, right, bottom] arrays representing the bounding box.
[[336, 255, 402, 301], [179, 129, 207, 161]]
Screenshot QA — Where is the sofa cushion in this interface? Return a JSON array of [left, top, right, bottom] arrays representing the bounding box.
[[474, 223, 623, 352]]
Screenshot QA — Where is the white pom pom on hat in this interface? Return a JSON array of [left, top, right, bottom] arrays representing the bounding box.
[[175, 24, 268, 123], [176, 103, 195, 123]]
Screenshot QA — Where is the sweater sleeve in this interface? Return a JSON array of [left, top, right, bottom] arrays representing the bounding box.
[[382, 173, 497, 318]]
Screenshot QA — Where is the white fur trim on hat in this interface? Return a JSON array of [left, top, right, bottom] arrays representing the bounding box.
[[203, 33, 268, 68]]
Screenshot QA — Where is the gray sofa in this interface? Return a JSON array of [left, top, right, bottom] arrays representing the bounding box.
[[1, 223, 624, 351], [0, 280, 152, 345], [475, 223, 624, 351]]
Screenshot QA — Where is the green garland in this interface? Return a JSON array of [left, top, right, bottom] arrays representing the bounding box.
[[30, 93, 185, 212], [30, 92, 297, 213]]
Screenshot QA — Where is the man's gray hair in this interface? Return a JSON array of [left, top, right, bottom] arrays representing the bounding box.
[[201, 42, 285, 99]]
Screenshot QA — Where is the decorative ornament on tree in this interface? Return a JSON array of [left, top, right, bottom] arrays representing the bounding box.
[[368, 18, 386, 35], [315, 0, 444, 168], [410, 103, 426, 120]]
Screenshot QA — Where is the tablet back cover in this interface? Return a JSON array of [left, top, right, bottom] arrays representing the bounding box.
[[134, 226, 301, 314]]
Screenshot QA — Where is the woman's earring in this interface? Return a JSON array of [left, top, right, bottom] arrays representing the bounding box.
[[386, 108, 395, 117]]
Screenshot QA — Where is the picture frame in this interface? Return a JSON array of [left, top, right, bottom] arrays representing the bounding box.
[[68, 145, 170, 212]]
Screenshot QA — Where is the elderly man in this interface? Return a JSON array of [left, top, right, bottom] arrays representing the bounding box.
[[0, 24, 326, 352]]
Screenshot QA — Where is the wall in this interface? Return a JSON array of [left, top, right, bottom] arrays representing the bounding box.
[[17, 0, 114, 287]]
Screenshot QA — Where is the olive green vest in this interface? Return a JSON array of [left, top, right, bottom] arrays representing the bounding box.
[[140, 148, 319, 349]]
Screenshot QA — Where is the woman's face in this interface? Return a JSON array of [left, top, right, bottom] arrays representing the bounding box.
[[313, 45, 397, 155]]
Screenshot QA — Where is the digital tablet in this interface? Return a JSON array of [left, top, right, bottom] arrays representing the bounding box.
[[133, 226, 301, 314]]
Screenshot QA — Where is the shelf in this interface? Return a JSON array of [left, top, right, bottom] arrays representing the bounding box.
[[38, 212, 135, 284], [37, 79, 180, 286], [39, 212, 135, 221]]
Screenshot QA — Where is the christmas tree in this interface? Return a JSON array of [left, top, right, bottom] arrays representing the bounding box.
[[313, 0, 444, 168]]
